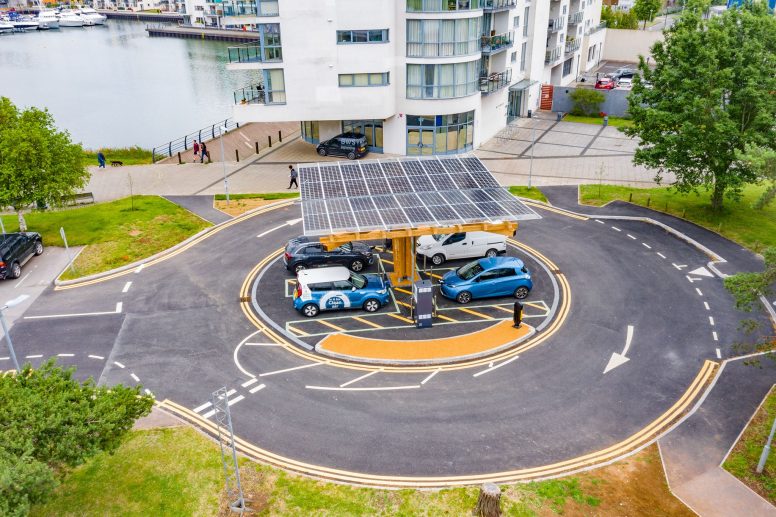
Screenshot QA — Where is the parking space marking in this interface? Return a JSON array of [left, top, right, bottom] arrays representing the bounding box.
[[317, 319, 347, 332], [249, 384, 266, 394], [492, 305, 514, 314], [242, 378, 258, 388], [381, 258, 394, 265], [421, 369, 440, 385], [15, 272, 31, 288], [351, 316, 383, 329], [340, 369, 381, 388], [394, 287, 413, 295], [396, 300, 412, 309], [642, 243, 651, 249], [435, 314, 457, 322], [473, 355, 520, 377], [259, 362, 324, 377], [657, 252, 667, 259], [134, 263, 144, 274], [387, 313, 414, 324], [122, 281, 132, 293], [459, 307, 494, 320], [286, 324, 310, 336]]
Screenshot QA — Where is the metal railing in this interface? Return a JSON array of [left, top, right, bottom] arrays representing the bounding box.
[[481, 31, 514, 54], [151, 118, 239, 162], [479, 69, 512, 94], [233, 85, 287, 105], [222, 1, 257, 16], [565, 38, 580, 53], [569, 10, 584, 24], [545, 46, 563, 64], [586, 21, 606, 35], [482, 0, 516, 10], [227, 42, 282, 64], [548, 16, 566, 32]]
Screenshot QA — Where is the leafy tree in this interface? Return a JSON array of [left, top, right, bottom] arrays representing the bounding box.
[[737, 145, 776, 209], [600, 5, 639, 29], [0, 97, 88, 231], [632, 0, 663, 29], [0, 360, 153, 512], [724, 247, 776, 313], [569, 89, 606, 116], [623, 1, 776, 212]]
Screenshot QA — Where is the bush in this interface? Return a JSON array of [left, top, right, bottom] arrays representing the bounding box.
[[569, 89, 606, 116]]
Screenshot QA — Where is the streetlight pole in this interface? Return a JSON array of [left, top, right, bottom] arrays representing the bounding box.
[[757, 414, 776, 474], [1, 295, 29, 373], [219, 126, 230, 206]]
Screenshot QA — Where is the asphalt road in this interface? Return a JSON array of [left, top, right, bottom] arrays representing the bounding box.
[[3, 199, 767, 480]]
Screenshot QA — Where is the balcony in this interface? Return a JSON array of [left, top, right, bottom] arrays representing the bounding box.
[[548, 16, 566, 32], [479, 69, 512, 95], [586, 21, 606, 35], [569, 10, 584, 24], [481, 31, 513, 55], [545, 46, 563, 64], [406, 0, 482, 12], [233, 85, 286, 105], [564, 38, 580, 53], [221, 0, 256, 16], [482, 0, 516, 11], [227, 42, 282, 64]]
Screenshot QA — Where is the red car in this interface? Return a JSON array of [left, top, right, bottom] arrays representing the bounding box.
[[595, 77, 617, 90]]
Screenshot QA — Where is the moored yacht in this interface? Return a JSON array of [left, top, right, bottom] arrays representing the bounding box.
[[57, 9, 85, 27], [37, 9, 60, 29], [77, 7, 107, 25], [0, 20, 14, 33]]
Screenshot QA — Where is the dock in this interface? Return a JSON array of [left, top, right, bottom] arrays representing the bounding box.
[[99, 10, 185, 23], [146, 24, 258, 42]]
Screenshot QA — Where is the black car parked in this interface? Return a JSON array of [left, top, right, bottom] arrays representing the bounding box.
[[284, 237, 374, 273], [0, 232, 44, 280], [316, 132, 369, 160]]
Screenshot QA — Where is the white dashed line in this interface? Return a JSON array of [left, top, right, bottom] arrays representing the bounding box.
[[421, 369, 440, 385], [114, 361, 125, 369], [708, 316, 715, 326], [88, 354, 104, 360], [703, 302, 710, 311], [134, 263, 145, 274], [473, 355, 520, 377], [122, 281, 132, 293], [611, 226, 622, 232], [25, 354, 42, 359], [657, 252, 666, 259], [0, 357, 8, 361], [259, 362, 324, 377], [130, 373, 140, 382], [227, 395, 245, 406], [193, 401, 212, 413], [713, 331, 718, 341], [115, 302, 123, 313], [696, 288, 703, 296], [627, 234, 637, 240], [249, 384, 266, 394], [57, 353, 74, 357], [241, 378, 258, 388], [595, 220, 605, 224], [715, 348, 721, 359], [642, 243, 651, 249], [340, 369, 380, 388]]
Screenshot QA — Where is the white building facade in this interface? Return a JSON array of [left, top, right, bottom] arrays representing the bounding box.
[[223, 0, 604, 156]]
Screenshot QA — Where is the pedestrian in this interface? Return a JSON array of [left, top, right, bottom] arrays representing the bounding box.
[[200, 142, 208, 163], [193, 140, 200, 161], [287, 164, 298, 189], [97, 151, 106, 169]]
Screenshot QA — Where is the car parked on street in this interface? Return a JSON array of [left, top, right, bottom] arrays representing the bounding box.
[[316, 132, 369, 160], [0, 232, 44, 280], [284, 236, 375, 273], [416, 231, 507, 266], [617, 77, 633, 90], [595, 76, 617, 90], [293, 266, 391, 317], [439, 257, 532, 304]]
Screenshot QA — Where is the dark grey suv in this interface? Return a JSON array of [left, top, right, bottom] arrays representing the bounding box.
[[283, 237, 374, 274], [316, 132, 369, 160], [0, 232, 44, 280]]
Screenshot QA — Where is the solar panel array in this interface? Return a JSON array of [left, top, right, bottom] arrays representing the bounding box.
[[298, 155, 540, 236]]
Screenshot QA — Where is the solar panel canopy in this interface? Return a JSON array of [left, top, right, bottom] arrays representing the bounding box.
[[298, 155, 540, 237]]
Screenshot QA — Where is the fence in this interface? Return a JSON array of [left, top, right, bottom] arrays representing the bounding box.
[[151, 118, 240, 163]]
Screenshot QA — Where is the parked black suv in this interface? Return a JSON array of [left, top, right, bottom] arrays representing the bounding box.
[[316, 132, 369, 160], [283, 237, 374, 273], [0, 232, 44, 280]]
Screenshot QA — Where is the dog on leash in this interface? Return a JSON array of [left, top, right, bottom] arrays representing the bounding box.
[[111, 161, 124, 167]]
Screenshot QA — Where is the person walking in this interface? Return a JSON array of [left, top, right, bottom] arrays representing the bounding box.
[[193, 140, 200, 162], [200, 142, 208, 164], [287, 165, 298, 189], [97, 151, 106, 169]]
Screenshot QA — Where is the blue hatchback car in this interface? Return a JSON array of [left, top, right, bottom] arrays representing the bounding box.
[[439, 257, 532, 304], [293, 266, 391, 317]]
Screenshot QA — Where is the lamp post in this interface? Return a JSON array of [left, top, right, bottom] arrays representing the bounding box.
[[219, 126, 230, 206], [1, 294, 29, 373], [757, 415, 776, 474]]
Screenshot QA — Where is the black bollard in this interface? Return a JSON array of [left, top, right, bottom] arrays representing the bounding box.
[[513, 301, 523, 328]]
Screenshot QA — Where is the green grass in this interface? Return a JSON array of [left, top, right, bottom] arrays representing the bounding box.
[[723, 388, 776, 505], [509, 186, 548, 203], [563, 114, 634, 128], [83, 146, 154, 166], [580, 184, 776, 252], [214, 192, 300, 201], [1, 196, 210, 280]]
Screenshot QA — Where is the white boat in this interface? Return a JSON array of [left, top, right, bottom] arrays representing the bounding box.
[[9, 17, 40, 31], [37, 10, 60, 29], [57, 10, 84, 27], [0, 20, 14, 33], [77, 7, 107, 25]]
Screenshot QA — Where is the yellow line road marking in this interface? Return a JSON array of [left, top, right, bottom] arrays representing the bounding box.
[[429, 273, 443, 280], [522, 301, 546, 310], [381, 258, 394, 265], [396, 300, 412, 308], [435, 314, 457, 322], [387, 313, 414, 324], [286, 325, 309, 337], [394, 287, 412, 295], [317, 319, 346, 332], [523, 201, 588, 221], [492, 305, 514, 314], [459, 308, 494, 320], [352, 316, 383, 329]]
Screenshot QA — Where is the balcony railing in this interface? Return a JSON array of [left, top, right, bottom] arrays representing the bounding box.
[[481, 31, 514, 54], [233, 85, 286, 105], [227, 43, 282, 64], [548, 16, 566, 32], [222, 1, 257, 16], [564, 38, 580, 53], [586, 21, 606, 35], [482, 0, 516, 10], [545, 46, 562, 64], [569, 10, 584, 24], [479, 69, 512, 95]]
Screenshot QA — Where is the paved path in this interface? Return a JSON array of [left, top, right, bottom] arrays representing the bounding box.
[[163, 196, 231, 224]]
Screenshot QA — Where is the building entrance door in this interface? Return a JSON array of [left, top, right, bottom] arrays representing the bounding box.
[[407, 127, 434, 155], [507, 89, 523, 122]]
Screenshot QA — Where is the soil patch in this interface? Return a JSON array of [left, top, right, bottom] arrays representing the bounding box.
[[214, 198, 278, 217]]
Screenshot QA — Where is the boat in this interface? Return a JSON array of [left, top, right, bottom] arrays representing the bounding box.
[[6, 12, 40, 31], [37, 10, 60, 29], [0, 20, 14, 33], [57, 10, 84, 27], [77, 7, 107, 26]]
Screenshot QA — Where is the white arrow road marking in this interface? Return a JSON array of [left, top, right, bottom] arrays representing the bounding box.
[[672, 263, 687, 270], [256, 218, 304, 238], [604, 325, 634, 374], [689, 266, 714, 277], [473, 355, 520, 377], [134, 263, 145, 274], [686, 275, 703, 283], [286, 218, 303, 226]]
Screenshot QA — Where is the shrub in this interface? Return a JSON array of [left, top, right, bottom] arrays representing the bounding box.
[[569, 89, 606, 116]]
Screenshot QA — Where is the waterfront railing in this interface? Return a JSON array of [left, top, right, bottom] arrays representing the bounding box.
[[151, 118, 240, 163]]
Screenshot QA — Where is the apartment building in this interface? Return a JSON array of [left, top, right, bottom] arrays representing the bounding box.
[[221, 0, 605, 156]]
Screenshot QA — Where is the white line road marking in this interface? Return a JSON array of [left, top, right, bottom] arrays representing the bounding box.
[[134, 263, 144, 274], [704, 302, 710, 311], [0, 357, 8, 361], [144, 389, 154, 397], [642, 243, 652, 249], [673, 263, 688, 270], [306, 385, 421, 392], [241, 378, 258, 388], [713, 331, 718, 341], [14, 272, 31, 288], [259, 362, 324, 377], [611, 226, 621, 232], [57, 353, 74, 357], [696, 288, 703, 296], [257, 224, 285, 238], [473, 355, 520, 377], [595, 220, 604, 224], [115, 302, 123, 313], [340, 369, 381, 388], [88, 354, 104, 360], [193, 401, 212, 413], [130, 373, 140, 382], [25, 354, 42, 359], [245, 342, 282, 347], [227, 395, 245, 406], [25, 309, 123, 320], [627, 234, 637, 240], [604, 325, 635, 374], [686, 275, 702, 283], [225, 389, 237, 397], [249, 384, 266, 394], [202, 409, 216, 419], [657, 252, 667, 259], [122, 281, 132, 293], [421, 369, 440, 385], [716, 348, 721, 359], [114, 361, 125, 368], [709, 316, 715, 326]]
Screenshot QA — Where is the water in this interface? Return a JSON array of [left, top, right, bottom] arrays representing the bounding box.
[[0, 20, 256, 149]]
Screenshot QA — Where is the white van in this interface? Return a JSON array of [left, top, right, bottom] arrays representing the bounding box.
[[415, 232, 507, 266]]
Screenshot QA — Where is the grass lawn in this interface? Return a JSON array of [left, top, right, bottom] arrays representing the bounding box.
[[563, 114, 634, 128], [0, 196, 210, 280], [579, 184, 776, 252], [509, 186, 548, 203], [723, 387, 776, 505], [83, 146, 154, 166], [32, 426, 692, 517]]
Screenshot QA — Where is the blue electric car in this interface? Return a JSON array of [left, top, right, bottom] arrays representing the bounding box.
[[293, 266, 391, 317], [439, 257, 532, 304]]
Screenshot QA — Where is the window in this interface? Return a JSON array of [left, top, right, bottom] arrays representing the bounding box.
[[406, 18, 481, 57], [406, 61, 479, 99], [342, 120, 384, 152], [301, 121, 320, 144], [338, 73, 390, 87], [337, 29, 389, 44], [513, 15, 519, 29], [510, 51, 517, 64], [523, 6, 529, 36], [406, 111, 475, 155], [258, 0, 279, 16], [406, 0, 480, 12], [520, 41, 527, 71], [263, 69, 286, 104], [562, 57, 573, 76]]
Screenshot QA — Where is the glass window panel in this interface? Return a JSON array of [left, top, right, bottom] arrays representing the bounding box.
[[447, 126, 459, 152], [337, 31, 351, 43], [353, 31, 368, 43], [369, 30, 383, 42], [354, 73, 369, 86], [369, 73, 383, 85], [339, 74, 354, 86], [435, 127, 447, 154]]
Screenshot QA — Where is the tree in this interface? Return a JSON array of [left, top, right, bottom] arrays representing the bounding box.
[[0, 97, 88, 231], [0, 360, 153, 511], [737, 145, 776, 209], [632, 0, 663, 29], [623, 1, 776, 211], [569, 88, 606, 116]]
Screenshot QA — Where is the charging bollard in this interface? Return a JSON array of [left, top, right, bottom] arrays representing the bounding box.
[[513, 301, 523, 328]]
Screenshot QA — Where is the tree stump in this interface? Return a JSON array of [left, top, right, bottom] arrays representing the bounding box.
[[473, 483, 501, 517]]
